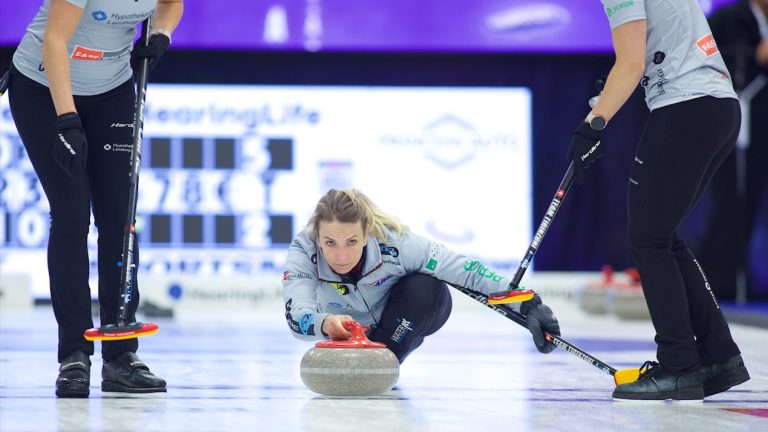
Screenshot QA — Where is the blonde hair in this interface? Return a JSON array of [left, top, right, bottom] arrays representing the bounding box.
[[309, 189, 407, 242]]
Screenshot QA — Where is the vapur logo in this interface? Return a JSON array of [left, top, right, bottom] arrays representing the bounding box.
[[696, 33, 719, 57], [390, 318, 413, 343]]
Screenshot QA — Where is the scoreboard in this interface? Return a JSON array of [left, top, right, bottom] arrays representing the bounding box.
[[0, 85, 532, 299]]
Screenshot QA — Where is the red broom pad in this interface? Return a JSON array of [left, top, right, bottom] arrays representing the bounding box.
[[84, 322, 158, 341], [487, 288, 536, 305]]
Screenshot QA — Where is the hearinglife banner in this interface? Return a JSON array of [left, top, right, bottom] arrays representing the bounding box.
[[0, 85, 532, 300], [1, 0, 736, 53]]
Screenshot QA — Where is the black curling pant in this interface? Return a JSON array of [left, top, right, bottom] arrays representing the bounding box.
[[627, 96, 742, 373], [8, 70, 140, 362], [368, 273, 453, 363]]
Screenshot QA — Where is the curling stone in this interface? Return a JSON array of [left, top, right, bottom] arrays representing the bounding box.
[[612, 268, 651, 320], [300, 321, 399, 396], [578, 265, 613, 315]]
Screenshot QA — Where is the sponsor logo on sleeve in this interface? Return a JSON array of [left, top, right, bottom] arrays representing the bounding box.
[[284, 298, 316, 336], [463, 260, 505, 283], [283, 271, 313, 281], [379, 244, 400, 257], [424, 243, 443, 273], [605, 0, 635, 18], [299, 314, 314, 335], [696, 34, 718, 57]]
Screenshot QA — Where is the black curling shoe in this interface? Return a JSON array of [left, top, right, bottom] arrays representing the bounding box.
[[56, 351, 91, 398], [702, 354, 750, 397], [102, 351, 166, 394], [612, 361, 704, 401]]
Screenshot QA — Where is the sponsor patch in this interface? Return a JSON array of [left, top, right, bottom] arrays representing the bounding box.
[[390, 318, 414, 343], [299, 314, 314, 335], [696, 34, 718, 57], [283, 271, 313, 281], [464, 260, 505, 283], [372, 274, 395, 286], [72, 45, 104, 61], [331, 282, 350, 295], [425, 243, 443, 273], [379, 244, 400, 257], [71, 44, 131, 61]]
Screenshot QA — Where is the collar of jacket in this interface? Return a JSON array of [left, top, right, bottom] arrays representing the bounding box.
[[316, 235, 383, 282]]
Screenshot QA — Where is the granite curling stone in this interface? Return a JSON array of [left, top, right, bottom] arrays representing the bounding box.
[[300, 321, 399, 396]]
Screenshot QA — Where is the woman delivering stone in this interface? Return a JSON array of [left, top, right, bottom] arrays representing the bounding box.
[[282, 188, 560, 362]]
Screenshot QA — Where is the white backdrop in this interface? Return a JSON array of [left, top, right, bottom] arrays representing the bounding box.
[[0, 85, 532, 300]]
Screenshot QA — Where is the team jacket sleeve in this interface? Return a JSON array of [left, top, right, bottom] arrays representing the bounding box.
[[399, 231, 522, 313], [282, 235, 329, 341], [601, 0, 646, 29]]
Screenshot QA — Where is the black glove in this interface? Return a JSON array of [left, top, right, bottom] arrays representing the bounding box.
[[520, 294, 560, 354], [130, 33, 170, 72], [566, 121, 604, 185], [52, 113, 87, 178]]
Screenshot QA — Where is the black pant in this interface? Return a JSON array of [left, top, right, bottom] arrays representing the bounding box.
[[9, 70, 140, 362], [368, 273, 453, 363], [627, 96, 742, 373]]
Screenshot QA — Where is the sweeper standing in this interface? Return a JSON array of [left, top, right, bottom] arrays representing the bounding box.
[[567, 0, 750, 401], [5, 0, 183, 397]]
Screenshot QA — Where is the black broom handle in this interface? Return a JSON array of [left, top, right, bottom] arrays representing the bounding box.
[[117, 18, 151, 325]]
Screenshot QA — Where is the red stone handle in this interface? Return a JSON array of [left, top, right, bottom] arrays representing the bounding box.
[[315, 320, 387, 349]]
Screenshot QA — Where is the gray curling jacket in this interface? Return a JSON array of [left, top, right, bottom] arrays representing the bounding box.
[[282, 227, 520, 341]]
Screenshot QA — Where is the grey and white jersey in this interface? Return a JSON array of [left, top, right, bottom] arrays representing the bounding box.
[[12, 0, 157, 96], [282, 227, 520, 341], [601, 0, 737, 110]]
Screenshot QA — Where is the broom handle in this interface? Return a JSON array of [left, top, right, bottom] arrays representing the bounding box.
[[117, 18, 151, 325]]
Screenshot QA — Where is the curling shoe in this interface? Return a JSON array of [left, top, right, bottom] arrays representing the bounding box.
[[612, 361, 704, 401], [56, 351, 91, 398], [102, 351, 166, 394], [702, 354, 750, 397]]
